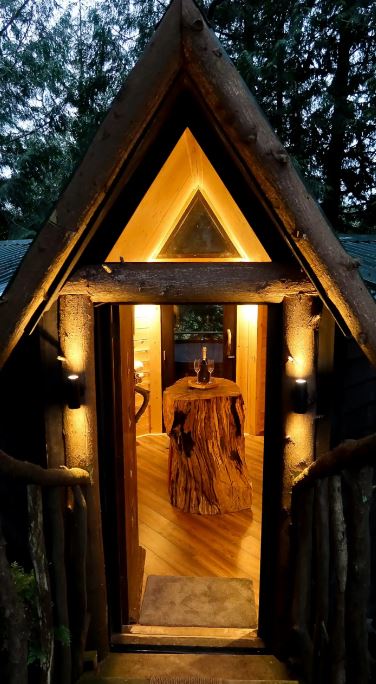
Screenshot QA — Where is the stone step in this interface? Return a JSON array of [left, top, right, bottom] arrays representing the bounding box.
[[78, 653, 299, 683]]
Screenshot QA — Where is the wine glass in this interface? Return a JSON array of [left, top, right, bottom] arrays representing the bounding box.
[[193, 359, 200, 383], [207, 359, 214, 383]]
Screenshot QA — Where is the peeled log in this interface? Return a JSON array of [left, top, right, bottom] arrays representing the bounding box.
[[163, 378, 252, 514]]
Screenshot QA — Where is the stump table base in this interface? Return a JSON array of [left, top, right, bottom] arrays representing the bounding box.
[[164, 378, 252, 515]]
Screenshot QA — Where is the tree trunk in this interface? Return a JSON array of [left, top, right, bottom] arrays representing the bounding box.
[[322, 19, 352, 228], [163, 378, 252, 514]]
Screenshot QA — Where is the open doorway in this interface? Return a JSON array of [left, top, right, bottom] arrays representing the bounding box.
[[128, 302, 267, 642]]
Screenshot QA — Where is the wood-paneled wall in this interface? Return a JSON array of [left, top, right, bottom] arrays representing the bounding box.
[[134, 305, 162, 436], [236, 305, 267, 435]]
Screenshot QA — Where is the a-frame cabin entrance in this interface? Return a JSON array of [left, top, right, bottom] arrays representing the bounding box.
[[60, 108, 319, 648], [1, 2, 376, 678], [93, 128, 274, 639]]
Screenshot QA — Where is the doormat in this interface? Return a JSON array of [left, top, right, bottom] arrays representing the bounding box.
[[139, 576, 257, 628]]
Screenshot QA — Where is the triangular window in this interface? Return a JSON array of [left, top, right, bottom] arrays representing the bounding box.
[[157, 191, 240, 259]]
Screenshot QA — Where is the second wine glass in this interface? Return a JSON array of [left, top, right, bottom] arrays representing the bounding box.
[[207, 359, 214, 383]]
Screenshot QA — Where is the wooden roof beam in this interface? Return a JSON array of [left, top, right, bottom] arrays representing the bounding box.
[[62, 262, 316, 304], [180, 0, 376, 364]]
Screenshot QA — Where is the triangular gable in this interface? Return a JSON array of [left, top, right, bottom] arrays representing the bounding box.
[[106, 129, 270, 263], [0, 0, 376, 366]]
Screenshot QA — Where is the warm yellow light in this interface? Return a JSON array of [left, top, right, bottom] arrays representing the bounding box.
[[135, 304, 158, 324], [64, 340, 85, 373], [285, 412, 314, 471], [67, 373, 79, 381], [134, 360, 144, 370], [243, 305, 258, 323]]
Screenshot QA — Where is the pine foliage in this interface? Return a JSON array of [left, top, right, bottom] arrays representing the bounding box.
[[0, 0, 374, 239]]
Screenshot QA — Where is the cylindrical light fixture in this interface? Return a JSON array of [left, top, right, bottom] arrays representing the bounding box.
[[292, 378, 308, 414], [67, 373, 81, 409]]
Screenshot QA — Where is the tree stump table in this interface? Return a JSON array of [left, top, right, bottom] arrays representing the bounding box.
[[163, 377, 252, 515]]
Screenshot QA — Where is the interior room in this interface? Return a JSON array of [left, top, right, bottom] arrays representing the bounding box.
[[133, 302, 267, 635]]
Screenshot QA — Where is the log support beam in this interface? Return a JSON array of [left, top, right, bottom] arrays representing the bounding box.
[[59, 295, 108, 659], [62, 262, 316, 303], [275, 295, 319, 647]]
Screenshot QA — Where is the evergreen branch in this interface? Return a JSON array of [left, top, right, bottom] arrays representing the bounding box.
[[207, 0, 228, 21], [0, 0, 32, 38]]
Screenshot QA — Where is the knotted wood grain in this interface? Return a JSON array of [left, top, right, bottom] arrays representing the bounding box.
[[163, 378, 252, 514]]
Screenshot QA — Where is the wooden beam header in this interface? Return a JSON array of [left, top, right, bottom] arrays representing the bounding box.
[[62, 262, 317, 304]]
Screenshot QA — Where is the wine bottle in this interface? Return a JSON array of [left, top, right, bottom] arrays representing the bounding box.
[[198, 346, 210, 384]]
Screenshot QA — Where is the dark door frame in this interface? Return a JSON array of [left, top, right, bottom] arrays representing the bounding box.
[[95, 298, 284, 643]]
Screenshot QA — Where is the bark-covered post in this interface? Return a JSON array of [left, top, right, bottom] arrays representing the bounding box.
[[59, 294, 108, 659], [313, 478, 330, 681], [27, 485, 54, 684], [342, 466, 373, 683], [45, 487, 71, 684], [277, 295, 319, 645], [329, 474, 347, 684], [0, 517, 28, 684]]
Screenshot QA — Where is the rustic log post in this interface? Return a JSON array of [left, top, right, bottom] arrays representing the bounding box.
[[70, 485, 88, 683], [27, 485, 54, 684], [290, 488, 314, 683], [277, 295, 318, 645], [45, 487, 71, 684], [342, 467, 373, 684], [39, 303, 65, 470], [59, 294, 108, 659], [0, 517, 28, 684], [328, 475, 347, 684], [313, 478, 330, 683]]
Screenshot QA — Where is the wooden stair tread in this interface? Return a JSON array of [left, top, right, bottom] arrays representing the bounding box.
[[79, 680, 298, 684], [79, 678, 298, 684], [78, 653, 297, 683]]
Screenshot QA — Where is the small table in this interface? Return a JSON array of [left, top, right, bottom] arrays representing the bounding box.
[[163, 377, 252, 515]]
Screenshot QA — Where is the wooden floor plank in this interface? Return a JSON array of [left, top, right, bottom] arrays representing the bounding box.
[[137, 434, 263, 612]]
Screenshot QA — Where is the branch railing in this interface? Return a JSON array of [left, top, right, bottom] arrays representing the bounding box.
[[289, 434, 376, 684], [0, 448, 91, 684]]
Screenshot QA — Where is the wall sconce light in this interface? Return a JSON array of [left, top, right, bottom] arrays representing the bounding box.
[[292, 378, 308, 414], [66, 373, 82, 409]]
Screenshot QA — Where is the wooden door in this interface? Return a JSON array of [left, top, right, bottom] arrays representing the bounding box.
[[161, 304, 237, 392], [95, 305, 144, 629], [117, 305, 145, 623]]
